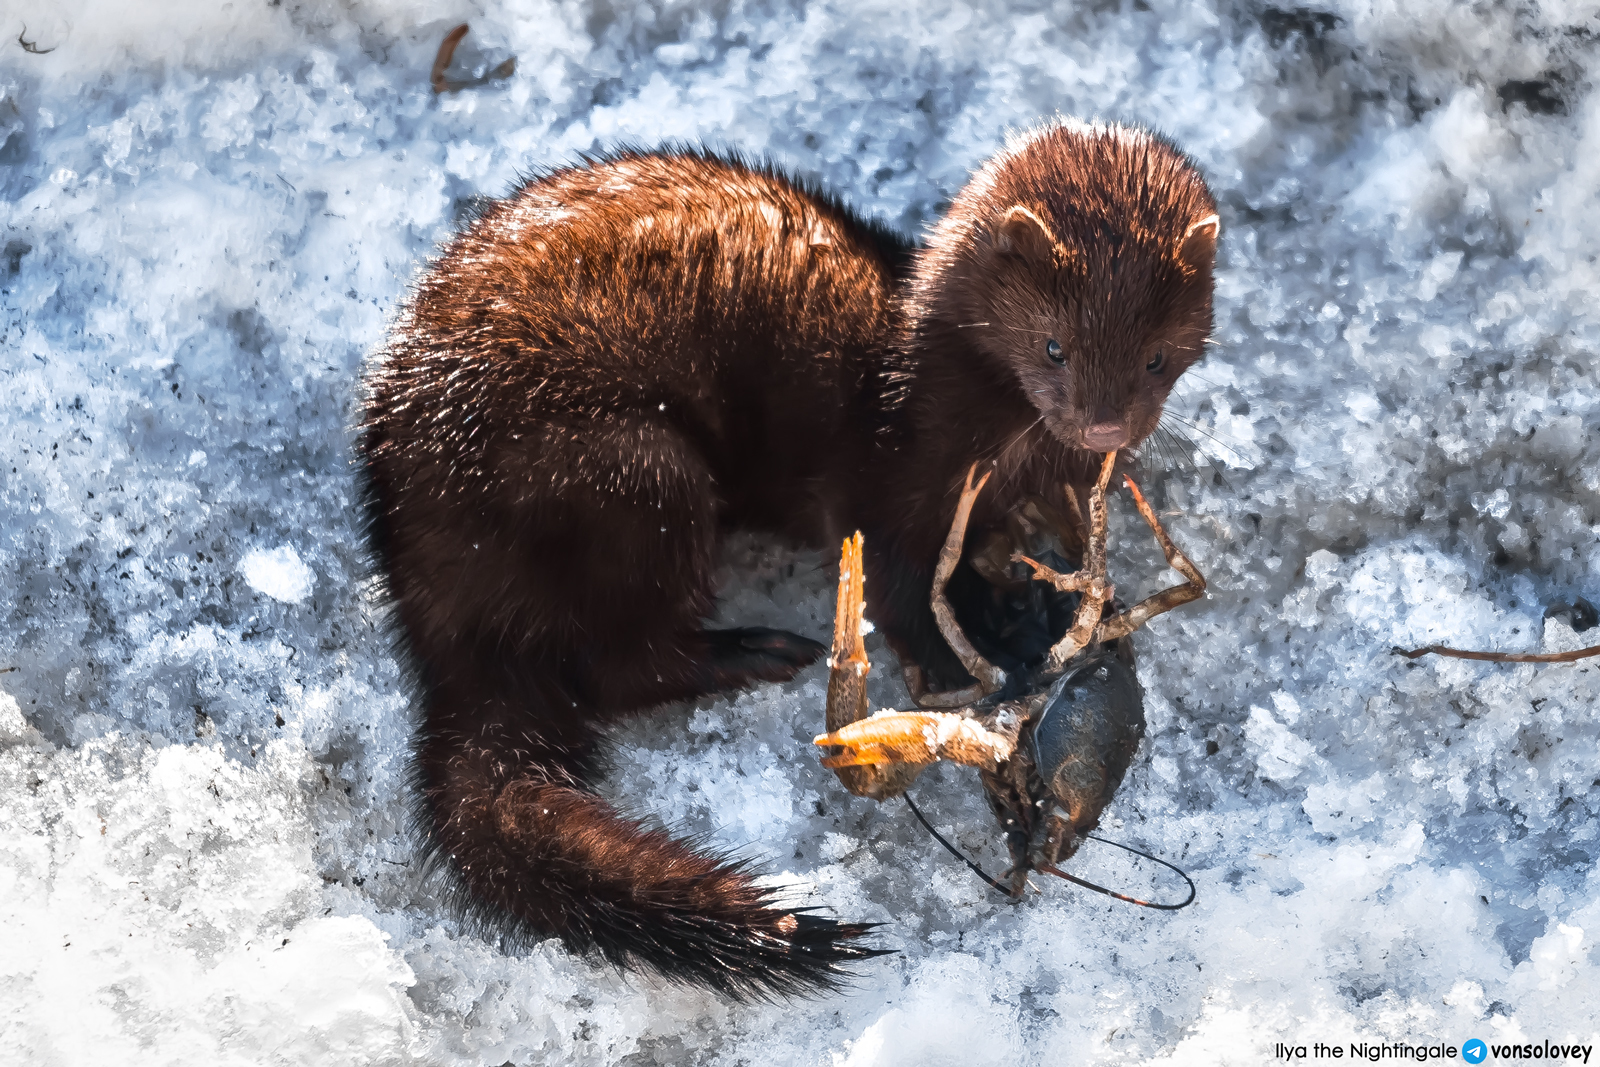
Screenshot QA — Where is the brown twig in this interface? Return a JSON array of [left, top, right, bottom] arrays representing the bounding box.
[[431, 25, 470, 93], [1393, 643, 1600, 664], [431, 24, 516, 93]]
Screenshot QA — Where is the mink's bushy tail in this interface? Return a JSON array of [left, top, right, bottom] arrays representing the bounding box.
[[411, 653, 886, 999]]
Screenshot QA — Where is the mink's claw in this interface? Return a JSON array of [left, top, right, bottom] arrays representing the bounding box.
[[705, 626, 826, 687]]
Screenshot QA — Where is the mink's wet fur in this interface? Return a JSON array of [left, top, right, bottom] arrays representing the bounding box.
[[359, 124, 1218, 998]]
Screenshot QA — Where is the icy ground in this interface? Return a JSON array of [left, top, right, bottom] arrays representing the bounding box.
[[3, 0, 1600, 1063]]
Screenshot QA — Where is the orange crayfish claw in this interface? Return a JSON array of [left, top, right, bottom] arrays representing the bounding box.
[[812, 712, 943, 768]]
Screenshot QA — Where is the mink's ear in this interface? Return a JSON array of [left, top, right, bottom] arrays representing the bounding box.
[[994, 205, 1064, 264], [1178, 213, 1220, 274]]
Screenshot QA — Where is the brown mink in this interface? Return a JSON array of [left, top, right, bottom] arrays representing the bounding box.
[[358, 121, 1218, 997]]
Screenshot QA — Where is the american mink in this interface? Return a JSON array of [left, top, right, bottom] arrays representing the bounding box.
[[358, 122, 1218, 997]]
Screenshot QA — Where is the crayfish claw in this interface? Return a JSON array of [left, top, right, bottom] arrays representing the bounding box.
[[814, 712, 943, 767], [814, 709, 1018, 773]]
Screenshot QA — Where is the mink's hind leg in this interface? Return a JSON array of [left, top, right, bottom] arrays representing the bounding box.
[[478, 417, 828, 710], [417, 659, 884, 997]]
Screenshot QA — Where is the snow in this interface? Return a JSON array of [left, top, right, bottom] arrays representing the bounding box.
[[239, 544, 317, 604], [4, 0, 1600, 1062]]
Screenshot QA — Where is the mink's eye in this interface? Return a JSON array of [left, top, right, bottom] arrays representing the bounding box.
[[1147, 349, 1166, 374], [1045, 339, 1065, 366]]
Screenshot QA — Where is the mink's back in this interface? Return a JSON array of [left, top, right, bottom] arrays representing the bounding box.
[[365, 150, 910, 542]]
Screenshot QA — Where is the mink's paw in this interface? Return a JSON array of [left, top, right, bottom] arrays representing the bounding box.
[[704, 627, 827, 689]]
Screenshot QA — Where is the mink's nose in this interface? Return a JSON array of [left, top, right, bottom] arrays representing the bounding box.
[[1082, 421, 1129, 452]]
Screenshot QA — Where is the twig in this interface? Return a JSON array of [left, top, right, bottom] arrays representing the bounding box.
[[431, 24, 516, 94], [19, 27, 56, 54], [431, 25, 470, 92], [1393, 643, 1600, 664]]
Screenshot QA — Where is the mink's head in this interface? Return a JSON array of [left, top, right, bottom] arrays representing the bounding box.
[[912, 120, 1219, 455]]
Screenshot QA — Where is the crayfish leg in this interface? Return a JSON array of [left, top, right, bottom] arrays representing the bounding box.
[[1092, 473, 1207, 643], [1042, 451, 1119, 671], [921, 463, 1006, 707]]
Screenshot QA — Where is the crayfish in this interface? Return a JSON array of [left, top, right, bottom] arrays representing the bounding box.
[[813, 452, 1205, 899]]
